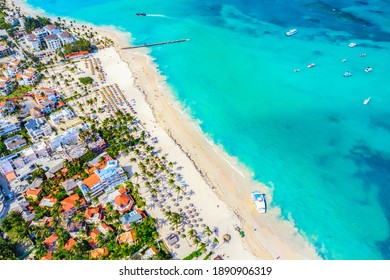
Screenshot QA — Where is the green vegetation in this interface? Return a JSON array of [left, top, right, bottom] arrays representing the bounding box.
[[63, 39, 92, 55], [203, 252, 213, 260], [132, 217, 159, 247], [0, 237, 17, 260], [23, 16, 51, 33], [78, 76, 93, 85], [0, 211, 30, 242], [0, 11, 11, 30], [183, 249, 202, 260]]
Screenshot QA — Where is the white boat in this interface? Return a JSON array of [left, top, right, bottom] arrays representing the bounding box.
[[365, 67, 373, 73], [363, 97, 371, 105], [343, 71, 352, 77], [286, 29, 297, 36], [251, 191, 267, 214], [307, 63, 315, 68], [349, 42, 357, 48]]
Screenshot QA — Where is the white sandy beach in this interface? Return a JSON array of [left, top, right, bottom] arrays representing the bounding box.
[[12, 0, 320, 259]]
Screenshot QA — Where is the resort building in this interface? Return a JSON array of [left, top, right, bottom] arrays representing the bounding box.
[[25, 118, 53, 140], [33, 88, 61, 114], [24, 34, 40, 51], [117, 231, 136, 246], [79, 160, 127, 199], [42, 233, 58, 251], [101, 188, 134, 214], [17, 68, 39, 86], [62, 179, 79, 195], [87, 134, 107, 154], [49, 107, 75, 124], [4, 134, 27, 151], [29, 107, 43, 118], [44, 34, 62, 50], [0, 42, 10, 58], [141, 247, 158, 260], [25, 187, 42, 200], [44, 24, 61, 35], [65, 51, 89, 60], [120, 210, 144, 231], [60, 193, 86, 218], [0, 100, 15, 118], [32, 28, 48, 43], [0, 120, 20, 137], [3, 60, 21, 78], [84, 206, 103, 224], [57, 31, 75, 45], [0, 76, 14, 96], [89, 247, 109, 259], [48, 126, 80, 151], [39, 196, 57, 208]]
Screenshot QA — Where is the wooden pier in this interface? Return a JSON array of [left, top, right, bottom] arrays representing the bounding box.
[[121, 39, 190, 49]]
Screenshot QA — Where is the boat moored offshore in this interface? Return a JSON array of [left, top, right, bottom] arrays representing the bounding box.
[[251, 191, 267, 213], [286, 29, 297, 36]]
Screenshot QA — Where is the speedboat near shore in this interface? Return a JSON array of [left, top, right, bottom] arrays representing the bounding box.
[[251, 191, 267, 214], [286, 29, 297, 36], [136, 13, 146, 16]]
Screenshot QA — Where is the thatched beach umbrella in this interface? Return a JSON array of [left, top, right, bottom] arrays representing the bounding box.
[[223, 234, 231, 243]]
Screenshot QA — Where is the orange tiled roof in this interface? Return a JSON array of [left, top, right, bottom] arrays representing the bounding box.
[[61, 193, 85, 212], [89, 247, 109, 259], [99, 223, 114, 232], [84, 206, 100, 220], [118, 230, 135, 245], [5, 171, 16, 182], [82, 173, 101, 188], [16, 72, 22, 81], [42, 233, 58, 248], [64, 238, 77, 251], [25, 188, 42, 198], [114, 193, 130, 207], [40, 251, 52, 260]]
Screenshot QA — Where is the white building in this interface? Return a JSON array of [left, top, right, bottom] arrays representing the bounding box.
[[0, 100, 15, 118], [3, 60, 21, 78], [32, 28, 48, 43], [4, 135, 27, 151], [80, 160, 127, 199], [57, 31, 75, 46], [49, 107, 75, 124], [44, 25, 61, 35], [25, 34, 40, 51], [0, 42, 10, 58], [24, 118, 53, 141], [44, 34, 62, 50], [0, 120, 20, 137], [48, 126, 80, 151], [0, 76, 14, 96], [17, 68, 39, 86]]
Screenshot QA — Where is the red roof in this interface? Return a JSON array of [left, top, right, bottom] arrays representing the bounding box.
[[65, 51, 89, 59]]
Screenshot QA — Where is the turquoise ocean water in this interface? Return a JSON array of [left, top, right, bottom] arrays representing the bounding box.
[[26, 0, 390, 259]]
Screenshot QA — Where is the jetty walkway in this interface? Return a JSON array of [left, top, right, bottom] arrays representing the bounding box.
[[121, 39, 190, 49]]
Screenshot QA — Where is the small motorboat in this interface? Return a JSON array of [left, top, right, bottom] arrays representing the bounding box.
[[363, 97, 371, 105], [349, 42, 357, 48], [342, 58, 347, 62], [342, 71, 352, 77], [360, 53, 367, 57], [307, 63, 315, 68], [286, 29, 297, 36], [136, 13, 146, 16], [251, 191, 267, 214], [293, 68, 300, 72], [364, 67, 373, 73]]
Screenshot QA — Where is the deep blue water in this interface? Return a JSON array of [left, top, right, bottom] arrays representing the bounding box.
[[26, 0, 390, 259]]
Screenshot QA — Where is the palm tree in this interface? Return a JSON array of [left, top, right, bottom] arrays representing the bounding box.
[[171, 213, 182, 230], [164, 210, 172, 221], [193, 238, 200, 248], [168, 179, 175, 188], [175, 186, 182, 199], [188, 229, 196, 239], [204, 226, 212, 236]]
